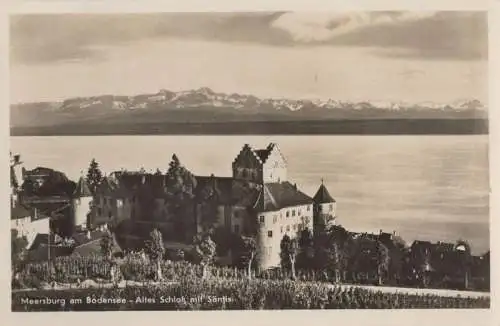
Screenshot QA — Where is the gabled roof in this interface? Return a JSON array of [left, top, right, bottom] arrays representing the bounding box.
[[254, 181, 313, 212], [233, 143, 286, 167], [253, 143, 286, 164], [99, 176, 134, 199], [194, 176, 260, 206], [73, 177, 92, 197], [313, 183, 335, 203]]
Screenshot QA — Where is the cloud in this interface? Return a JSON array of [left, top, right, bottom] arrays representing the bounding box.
[[271, 11, 487, 60], [271, 11, 438, 42], [9, 13, 288, 65], [10, 12, 487, 65]]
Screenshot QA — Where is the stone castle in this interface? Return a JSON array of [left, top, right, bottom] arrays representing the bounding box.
[[93, 143, 336, 269], [10, 143, 336, 269]]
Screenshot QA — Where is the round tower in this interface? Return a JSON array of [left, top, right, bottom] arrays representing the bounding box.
[[312, 179, 336, 234], [72, 175, 93, 231]]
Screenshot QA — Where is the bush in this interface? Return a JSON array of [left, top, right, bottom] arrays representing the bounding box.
[[12, 278, 490, 311]]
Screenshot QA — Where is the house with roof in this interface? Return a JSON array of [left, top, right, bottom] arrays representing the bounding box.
[[90, 142, 336, 269], [10, 154, 50, 249]]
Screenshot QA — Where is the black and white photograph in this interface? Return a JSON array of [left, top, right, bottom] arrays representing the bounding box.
[[9, 11, 490, 312]]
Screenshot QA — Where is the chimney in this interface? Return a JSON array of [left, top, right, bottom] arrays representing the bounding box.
[[14, 155, 20, 164], [293, 183, 297, 190], [379, 229, 383, 235]]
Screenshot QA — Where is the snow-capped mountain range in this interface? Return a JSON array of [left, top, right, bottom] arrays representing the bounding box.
[[50, 87, 486, 113], [10, 87, 488, 135]]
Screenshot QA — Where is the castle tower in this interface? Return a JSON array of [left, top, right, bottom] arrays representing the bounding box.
[[232, 143, 287, 184], [312, 179, 336, 235], [72, 175, 93, 230]]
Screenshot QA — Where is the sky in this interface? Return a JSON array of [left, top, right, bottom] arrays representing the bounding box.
[[9, 12, 488, 104]]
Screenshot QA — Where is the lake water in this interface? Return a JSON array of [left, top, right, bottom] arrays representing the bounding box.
[[11, 135, 489, 255]]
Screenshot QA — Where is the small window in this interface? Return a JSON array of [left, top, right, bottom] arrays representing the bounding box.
[[286, 225, 290, 232], [298, 210, 301, 216], [329, 204, 333, 212], [292, 210, 296, 217], [273, 215, 277, 223], [259, 215, 265, 223], [286, 211, 290, 218], [307, 205, 311, 211], [268, 231, 273, 238], [293, 224, 297, 231]]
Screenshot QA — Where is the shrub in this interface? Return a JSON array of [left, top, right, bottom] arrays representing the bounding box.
[[12, 278, 490, 311]]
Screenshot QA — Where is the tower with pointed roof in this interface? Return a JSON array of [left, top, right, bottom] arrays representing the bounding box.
[[312, 179, 337, 235], [72, 175, 93, 230]]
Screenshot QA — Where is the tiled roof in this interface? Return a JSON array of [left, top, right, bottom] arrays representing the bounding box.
[[73, 177, 92, 197], [71, 237, 122, 257], [194, 176, 260, 206], [313, 183, 335, 203], [254, 181, 313, 212], [72, 230, 108, 247], [100, 177, 134, 199], [29, 233, 50, 251], [195, 176, 233, 204]]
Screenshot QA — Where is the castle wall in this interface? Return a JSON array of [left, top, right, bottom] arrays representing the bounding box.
[[262, 148, 287, 183], [256, 203, 314, 270]]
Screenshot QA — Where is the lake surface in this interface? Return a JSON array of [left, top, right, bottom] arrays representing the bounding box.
[[11, 135, 489, 255]]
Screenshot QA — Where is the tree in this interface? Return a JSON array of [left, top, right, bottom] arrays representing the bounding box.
[[100, 231, 117, 282], [100, 231, 114, 261], [86, 159, 103, 196], [145, 229, 165, 281], [193, 233, 217, 279], [238, 236, 257, 280], [455, 239, 472, 289], [376, 241, 390, 285], [297, 228, 314, 269], [198, 176, 220, 232], [165, 154, 197, 241], [11, 229, 28, 273], [280, 235, 299, 279]]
